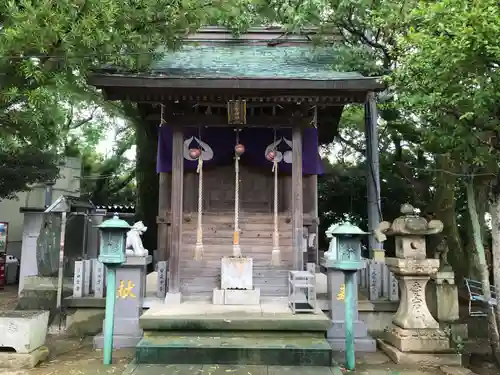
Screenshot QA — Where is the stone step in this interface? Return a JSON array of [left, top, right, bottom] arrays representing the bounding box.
[[135, 333, 332, 366]]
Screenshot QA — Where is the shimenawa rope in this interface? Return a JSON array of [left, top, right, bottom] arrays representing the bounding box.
[[194, 127, 204, 260]]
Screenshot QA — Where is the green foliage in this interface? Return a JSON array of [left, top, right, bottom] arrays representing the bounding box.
[[79, 121, 136, 206], [394, 0, 500, 170], [0, 146, 59, 200], [0, 0, 261, 199]]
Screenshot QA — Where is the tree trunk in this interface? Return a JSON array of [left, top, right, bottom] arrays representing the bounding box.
[[490, 194, 500, 343], [430, 155, 466, 279], [466, 179, 500, 363], [135, 120, 159, 258]]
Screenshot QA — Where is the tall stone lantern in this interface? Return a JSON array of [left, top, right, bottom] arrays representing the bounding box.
[[376, 204, 460, 365]]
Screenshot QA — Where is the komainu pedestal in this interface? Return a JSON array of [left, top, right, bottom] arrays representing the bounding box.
[[377, 204, 461, 366]]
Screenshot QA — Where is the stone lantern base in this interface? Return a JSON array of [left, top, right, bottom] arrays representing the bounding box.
[[377, 339, 461, 366]]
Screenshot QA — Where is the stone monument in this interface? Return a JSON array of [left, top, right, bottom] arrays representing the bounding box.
[[377, 204, 461, 365], [426, 237, 468, 348]]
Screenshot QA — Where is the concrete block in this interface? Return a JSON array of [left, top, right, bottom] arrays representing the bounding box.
[[221, 256, 253, 290], [328, 337, 376, 352], [212, 288, 225, 305], [93, 334, 142, 349], [224, 288, 260, 305], [0, 311, 49, 354], [0, 346, 49, 369], [165, 292, 182, 305], [378, 339, 461, 366]]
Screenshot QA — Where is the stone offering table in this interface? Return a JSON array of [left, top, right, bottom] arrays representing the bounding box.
[[213, 256, 260, 305], [94, 255, 152, 349], [376, 204, 461, 365]]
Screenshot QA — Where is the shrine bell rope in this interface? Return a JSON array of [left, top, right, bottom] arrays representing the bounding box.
[[194, 126, 204, 260], [233, 129, 244, 257], [270, 128, 281, 266]]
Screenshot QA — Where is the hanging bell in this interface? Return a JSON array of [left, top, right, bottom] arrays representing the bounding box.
[[235, 143, 245, 156], [189, 148, 201, 159], [266, 150, 276, 161]]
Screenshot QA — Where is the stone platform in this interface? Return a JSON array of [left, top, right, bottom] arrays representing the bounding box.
[[137, 301, 332, 366], [140, 301, 331, 331]]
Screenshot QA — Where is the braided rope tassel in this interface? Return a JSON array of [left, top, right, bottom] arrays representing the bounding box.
[[233, 130, 243, 257], [271, 157, 281, 266], [233, 149, 242, 257], [194, 156, 204, 260]]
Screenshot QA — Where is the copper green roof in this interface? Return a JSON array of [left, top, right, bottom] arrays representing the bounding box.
[[149, 45, 364, 81]]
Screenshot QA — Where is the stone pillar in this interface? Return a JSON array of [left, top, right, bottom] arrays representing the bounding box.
[[325, 269, 376, 351], [94, 255, 151, 349], [377, 204, 461, 366]]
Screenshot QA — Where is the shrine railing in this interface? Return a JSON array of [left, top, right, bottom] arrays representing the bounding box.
[[358, 258, 399, 301]]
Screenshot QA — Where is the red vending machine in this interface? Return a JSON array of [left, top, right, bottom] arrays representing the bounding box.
[[0, 222, 8, 289]]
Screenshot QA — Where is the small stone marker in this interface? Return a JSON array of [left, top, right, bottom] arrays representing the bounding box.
[[73, 260, 84, 298], [156, 260, 167, 298], [83, 259, 91, 296], [92, 259, 105, 298]]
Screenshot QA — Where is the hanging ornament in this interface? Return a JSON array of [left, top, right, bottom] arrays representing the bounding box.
[[270, 128, 281, 266], [233, 130, 243, 257], [235, 143, 245, 156], [266, 150, 276, 161], [189, 148, 201, 160], [193, 128, 205, 261]]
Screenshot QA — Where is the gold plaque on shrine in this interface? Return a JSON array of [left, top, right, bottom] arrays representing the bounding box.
[[227, 100, 247, 125]]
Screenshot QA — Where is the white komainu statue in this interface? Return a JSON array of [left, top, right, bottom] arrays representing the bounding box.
[[125, 221, 149, 257]]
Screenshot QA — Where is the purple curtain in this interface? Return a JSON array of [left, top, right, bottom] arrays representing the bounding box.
[[157, 126, 324, 175]]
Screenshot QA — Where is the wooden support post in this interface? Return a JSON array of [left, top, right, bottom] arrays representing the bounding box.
[[292, 126, 304, 271], [364, 92, 383, 260], [156, 172, 171, 298], [166, 125, 183, 304], [311, 174, 319, 265], [157, 172, 171, 261]]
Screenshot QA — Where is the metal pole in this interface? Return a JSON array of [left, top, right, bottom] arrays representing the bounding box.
[[44, 183, 54, 207], [103, 266, 117, 365], [364, 92, 382, 257], [55, 212, 67, 327], [344, 271, 356, 370], [81, 214, 89, 259]]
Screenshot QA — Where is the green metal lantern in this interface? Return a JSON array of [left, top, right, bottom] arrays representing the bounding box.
[[98, 214, 130, 265], [323, 222, 367, 271]]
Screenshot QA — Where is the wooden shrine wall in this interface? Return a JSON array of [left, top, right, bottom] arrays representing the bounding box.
[[178, 165, 316, 215], [157, 166, 318, 298]]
